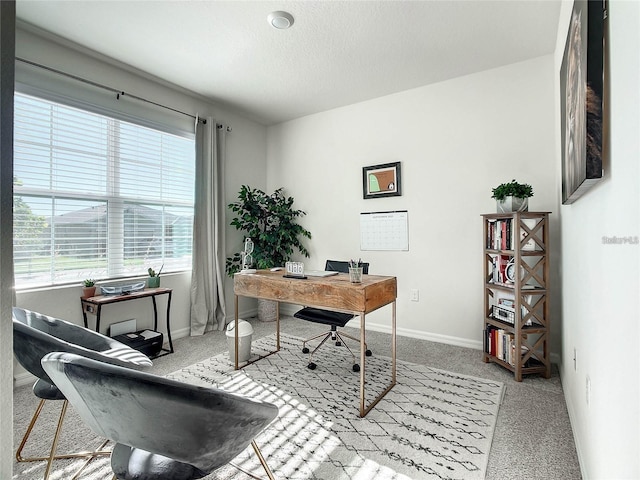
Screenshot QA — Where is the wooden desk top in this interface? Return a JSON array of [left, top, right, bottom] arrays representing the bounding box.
[[81, 287, 172, 305], [234, 270, 396, 314]]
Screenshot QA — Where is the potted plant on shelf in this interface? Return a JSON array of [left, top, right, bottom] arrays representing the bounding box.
[[491, 179, 534, 213], [147, 266, 162, 288], [226, 185, 312, 321], [82, 279, 97, 299]]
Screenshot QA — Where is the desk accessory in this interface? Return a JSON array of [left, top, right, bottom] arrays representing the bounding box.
[[100, 282, 145, 296], [348, 258, 364, 283], [240, 238, 257, 274], [285, 261, 305, 277]]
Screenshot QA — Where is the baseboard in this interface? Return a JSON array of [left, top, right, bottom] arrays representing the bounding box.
[[279, 304, 481, 349], [281, 304, 563, 361], [559, 362, 588, 480], [348, 320, 485, 350]]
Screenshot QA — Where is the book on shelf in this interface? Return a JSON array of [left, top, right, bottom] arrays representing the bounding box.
[[487, 217, 541, 252], [487, 218, 515, 250], [489, 255, 513, 285], [484, 326, 516, 366]]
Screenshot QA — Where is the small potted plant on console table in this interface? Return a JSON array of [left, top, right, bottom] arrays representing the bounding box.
[[82, 279, 97, 299], [147, 266, 162, 288], [491, 179, 534, 213]]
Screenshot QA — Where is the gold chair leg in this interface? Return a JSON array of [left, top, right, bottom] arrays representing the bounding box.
[[251, 440, 275, 480], [16, 398, 47, 462], [338, 330, 367, 348], [70, 438, 111, 480], [302, 330, 333, 347], [230, 440, 276, 480], [16, 398, 111, 479], [43, 400, 69, 480]]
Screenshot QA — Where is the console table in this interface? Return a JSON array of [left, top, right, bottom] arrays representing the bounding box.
[[233, 270, 397, 417], [80, 287, 174, 357]]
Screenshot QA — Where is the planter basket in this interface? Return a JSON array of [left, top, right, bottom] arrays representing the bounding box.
[[258, 299, 277, 322], [497, 196, 529, 213]]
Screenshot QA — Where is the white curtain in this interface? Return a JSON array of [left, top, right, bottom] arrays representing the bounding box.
[[190, 117, 227, 334]]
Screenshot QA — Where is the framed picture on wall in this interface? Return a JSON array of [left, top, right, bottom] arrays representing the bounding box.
[[560, 0, 606, 204], [362, 162, 402, 199]]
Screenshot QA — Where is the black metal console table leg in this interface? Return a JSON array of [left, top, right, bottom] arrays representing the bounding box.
[[166, 292, 173, 353], [151, 293, 174, 354]]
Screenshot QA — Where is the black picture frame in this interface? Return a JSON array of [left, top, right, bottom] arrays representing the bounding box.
[[362, 162, 402, 199], [560, 0, 606, 204]]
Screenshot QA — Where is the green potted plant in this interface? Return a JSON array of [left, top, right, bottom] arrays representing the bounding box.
[[226, 185, 312, 321], [147, 266, 162, 288], [81, 279, 97, 299], [491, 179, 534, 213]]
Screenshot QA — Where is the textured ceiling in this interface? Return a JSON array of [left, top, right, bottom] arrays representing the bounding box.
[[16, 1, 561, 125]]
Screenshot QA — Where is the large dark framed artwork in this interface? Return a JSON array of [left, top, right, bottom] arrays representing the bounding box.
[[362, 162, 402, 199], [560, 0, 606, 205]]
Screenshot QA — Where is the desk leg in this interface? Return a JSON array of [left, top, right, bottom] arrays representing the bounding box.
[[359, 313, 366, 417], [276, 302, 280, 352], [234, 295, 239, 370], [392, 300, 397, 385], [359, 301, 397, 418]]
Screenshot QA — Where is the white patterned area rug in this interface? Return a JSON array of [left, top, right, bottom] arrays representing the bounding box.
[[168, 334, 505, 480]]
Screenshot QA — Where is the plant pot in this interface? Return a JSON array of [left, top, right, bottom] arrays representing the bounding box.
[[82, 286, 97, 299], [497, 196, 528, 213], [147, 277, 160, 288], [257, 299, 277, 322]]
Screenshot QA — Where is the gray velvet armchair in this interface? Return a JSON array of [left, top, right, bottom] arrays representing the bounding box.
[[41, 351, 279, 480], [12, 307, 153, 479]]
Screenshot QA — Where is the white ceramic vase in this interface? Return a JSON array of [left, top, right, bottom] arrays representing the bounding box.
[[497, 196, 528, 213]]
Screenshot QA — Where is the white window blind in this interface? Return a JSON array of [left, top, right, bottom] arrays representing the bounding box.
[[13, 93, 195, 288]]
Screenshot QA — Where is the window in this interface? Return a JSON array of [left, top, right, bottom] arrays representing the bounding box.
[[13, 93, 195, 288]]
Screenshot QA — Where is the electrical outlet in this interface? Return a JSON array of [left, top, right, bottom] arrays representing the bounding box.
[[410, 289, 419, 302], [586, 375, 591, 406]]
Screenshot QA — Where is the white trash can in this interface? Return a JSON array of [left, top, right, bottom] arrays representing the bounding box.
[[226, 319, 253, 363]]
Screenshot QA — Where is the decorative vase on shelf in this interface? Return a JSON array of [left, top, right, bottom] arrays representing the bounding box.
[[497, 196, 528, 213], [147, 276, 160, 288]]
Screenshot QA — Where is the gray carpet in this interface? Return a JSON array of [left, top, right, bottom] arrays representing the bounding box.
[[12, 315, 581, 479]]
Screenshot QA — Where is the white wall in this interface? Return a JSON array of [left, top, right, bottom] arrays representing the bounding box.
[[267, 56, 561, 352], [555, 1, 640, 478], [12, 25, 268, 383]]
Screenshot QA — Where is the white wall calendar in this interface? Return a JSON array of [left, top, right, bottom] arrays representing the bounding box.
[[360, 210, 409, 251]]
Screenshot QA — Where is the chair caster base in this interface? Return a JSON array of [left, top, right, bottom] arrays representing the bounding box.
[[353, 364, 360, 372], [366, 350, 372, 356], [302, 347, 309, 354], [307, 362, 317, 370]]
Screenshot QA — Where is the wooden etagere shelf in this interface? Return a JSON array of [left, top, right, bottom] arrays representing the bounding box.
[[481, 211, 551, 381]]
